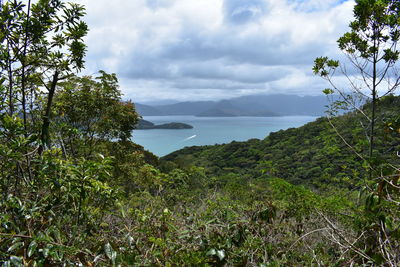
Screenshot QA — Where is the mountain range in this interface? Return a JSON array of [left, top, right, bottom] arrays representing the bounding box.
[[135, 94, 330, 117]]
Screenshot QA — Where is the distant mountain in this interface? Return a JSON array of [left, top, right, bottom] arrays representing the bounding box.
[[135, 94, 330, 117], [155, 101, 215, 115], [197, 100, 278, 117], [135, 103, 164, 116], [197, 100, 242, 117], [229, 95, 329, 116]]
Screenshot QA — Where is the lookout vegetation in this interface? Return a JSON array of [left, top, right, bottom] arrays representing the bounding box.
[[1, 0, 400, 266]]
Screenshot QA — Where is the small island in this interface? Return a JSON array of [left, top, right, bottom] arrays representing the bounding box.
[[136, 119, 193, 130]]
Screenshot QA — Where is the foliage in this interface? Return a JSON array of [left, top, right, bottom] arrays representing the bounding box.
[[1, 0, 399, 266], [0, 115, 117, 265], [313, 0, 400, 173], [0, 0, 88, 148], [162, 98, 400, 265], [312, 0, 400, 264], [52, 72, 139, 157]]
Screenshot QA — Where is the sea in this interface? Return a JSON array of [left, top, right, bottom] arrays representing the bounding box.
[[132, 115, 317, 157]]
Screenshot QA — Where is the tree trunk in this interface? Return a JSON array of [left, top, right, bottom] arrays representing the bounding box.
[[40, 71, 59, 151]]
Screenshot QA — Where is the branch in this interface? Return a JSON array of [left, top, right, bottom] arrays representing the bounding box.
[[326, 75, 371, 122], [288, 227, 331, 251], [327, 116, 373, 170], [317, 211, 375, 263]]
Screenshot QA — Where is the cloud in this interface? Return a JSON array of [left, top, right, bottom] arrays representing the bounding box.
[[223, 0, 268, 24], [288, 0, 348, 12], [75, 0, 355, 102], [146, 0, 173, 9]]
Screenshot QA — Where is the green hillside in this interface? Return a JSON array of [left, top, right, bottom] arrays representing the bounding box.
[[162, 95, 400, 189]]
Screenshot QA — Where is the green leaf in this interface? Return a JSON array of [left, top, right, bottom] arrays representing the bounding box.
[[7, 241, 23, 252], [93, 255, 102, 263], [111, 251, 117, 265], [104, 242, 114, 260], [216, 249, 226, 261], [127, 236, 134, 247], [206, 248, 216, 256], [42, 247, 50, 258], [28, 241, 38, 257], [206, 249, 226, 261], [10, 256, 23, 267], [323, 88, 334, 95]]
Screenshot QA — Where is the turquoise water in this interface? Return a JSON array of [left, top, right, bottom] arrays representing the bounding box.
[[132, 116, 317, 157]]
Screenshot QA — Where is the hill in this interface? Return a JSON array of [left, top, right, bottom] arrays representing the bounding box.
[[136, 119, 193, 129], [161, 95, 400, 189]]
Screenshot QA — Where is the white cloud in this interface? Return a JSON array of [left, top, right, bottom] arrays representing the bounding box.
[[75, 0, 355, 102]]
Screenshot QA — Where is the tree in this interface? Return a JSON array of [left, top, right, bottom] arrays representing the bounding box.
[[52, 71, 140, 157], [313, 1, 400, 264], [0, 0, 88, 149], [0, 2, 124, 264], [313, 0, 400, 173]]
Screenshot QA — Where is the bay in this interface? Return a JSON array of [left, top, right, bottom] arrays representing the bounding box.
[[132, 115, 317, 157]]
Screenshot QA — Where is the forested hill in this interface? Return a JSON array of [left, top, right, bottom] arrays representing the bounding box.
[[162, 95, 400, 189]]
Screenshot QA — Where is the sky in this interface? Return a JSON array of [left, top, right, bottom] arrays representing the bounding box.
[[74, 0, 355, 103]]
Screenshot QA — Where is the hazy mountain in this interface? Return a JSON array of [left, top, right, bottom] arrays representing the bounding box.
[[135, 103, 164, 116], [197, 100, 241, 117], [155, 101, 215, 115], [197, 100, 278, 117], [136, 94, 330, 117], [229, 95, 328, 116]]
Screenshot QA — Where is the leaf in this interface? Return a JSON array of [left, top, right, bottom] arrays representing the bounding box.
[[42, 247, 50, 258], [93, 254, 102, 263], [10, 256, 23, 267], [111, 251, 117, 265], [127, 236, 134, 247], [206, 248, 216, 256], [207, 249, 226, 261], [103, 243, 117, 265], [323, 88, 334, 95], [7, 241, 23, 252], [28, 241, 38, 257], [104, 243, 113, 260], [216, 250, 226, 261]]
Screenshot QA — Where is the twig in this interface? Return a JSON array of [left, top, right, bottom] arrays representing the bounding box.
[[288, 228, 330, 250]]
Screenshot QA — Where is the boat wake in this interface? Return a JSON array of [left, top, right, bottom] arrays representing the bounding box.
[[183, 135, 197, 141]]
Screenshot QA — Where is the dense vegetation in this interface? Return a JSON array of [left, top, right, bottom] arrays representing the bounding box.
[[0, 0, 399, 266], [163, 96, 400, 190]]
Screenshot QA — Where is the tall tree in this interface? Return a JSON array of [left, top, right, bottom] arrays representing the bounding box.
[[314, 1, 400, 264], [0, 0, 88, 149], [313, 0, 400, 172]]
